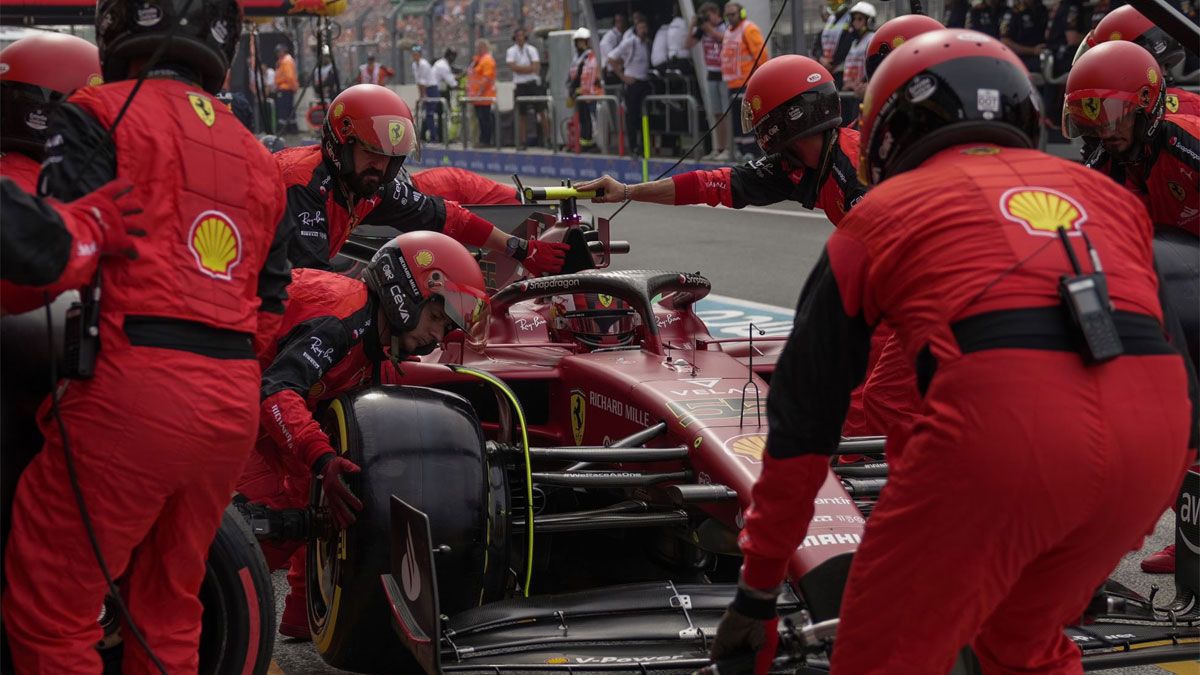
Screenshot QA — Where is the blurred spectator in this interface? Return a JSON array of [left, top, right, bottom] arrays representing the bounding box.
[[1043, 0, 1087, 126], [721, 1, 766, 159], [1001, 0, 1049, 72], [841, 1, 876, 123], [600, 12, 629, 82], [412, 45, 443, 143], [609, 16, 653, 155], [312, 53, 337, 101], [627, 11, 646, 41], [508, 27, 548, 146], [274, 43, 299, 133], [944, 0, 970, 27], [687, 1, 730, 159], [568, 27, 602, 152], [433, 47, 459, 137], [358, 54, 395, 85], [468, 39, 498, 145], [817, 0, 854, 82], [652, 7, 690, 68], [967, 0, 1008, 38]]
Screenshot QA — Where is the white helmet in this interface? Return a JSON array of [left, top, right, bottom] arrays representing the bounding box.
[[573, 27, 592, 41], [848, 1, 876, 18]]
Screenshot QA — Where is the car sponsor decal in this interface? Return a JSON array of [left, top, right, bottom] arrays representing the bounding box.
[[570, 389, 586, 445], [667, 396, 765, 428], [725, 433, 766, 462], [801, 532, 861, 548], [586, 390, 652, 427], [1180, 482, 1199, 555]]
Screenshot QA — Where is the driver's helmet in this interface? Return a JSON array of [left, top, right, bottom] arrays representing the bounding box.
[[550, 293, 638, 350], [363, 231, 489, 354]]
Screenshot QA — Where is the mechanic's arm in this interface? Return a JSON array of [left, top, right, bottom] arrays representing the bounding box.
[[39, 101, 116, 200], [577, 155, 795, 208], [739, 235, 875, 591], [256, 180, 294, 358]]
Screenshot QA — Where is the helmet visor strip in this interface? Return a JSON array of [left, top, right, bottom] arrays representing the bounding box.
[[436, 279, 490, 336]]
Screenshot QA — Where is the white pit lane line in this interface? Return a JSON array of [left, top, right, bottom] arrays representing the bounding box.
[[692, 203, 833, 219]]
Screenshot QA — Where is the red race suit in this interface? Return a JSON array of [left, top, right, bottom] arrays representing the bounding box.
[[276, 145, 496, 269], [669, 127, 920, 438], [2, 78, 291, 675], [410, 166, 521, 204], [236, 268, 386, 625], [740, 144, 1196, 674], [1086, 113, 1200, 236], [1167, 87, 1200, 117]]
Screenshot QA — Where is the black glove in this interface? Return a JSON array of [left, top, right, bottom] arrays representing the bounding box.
[[706, 587, 780, 675]]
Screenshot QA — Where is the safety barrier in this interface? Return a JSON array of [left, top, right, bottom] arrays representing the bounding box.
[[513, 95, 557, 152], [458, 96, 500, 150], [573, 94, 623, 155], [642, 94, 700, 147], [415, 96, 452, 144]]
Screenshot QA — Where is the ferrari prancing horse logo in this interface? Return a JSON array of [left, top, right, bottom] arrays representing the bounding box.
[[187, 92, 216, 127], [388, 120, 405, 147], [569, 390, 586, 445]]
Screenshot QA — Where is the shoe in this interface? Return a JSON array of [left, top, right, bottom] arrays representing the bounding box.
[[278, 589, 311, 640], [1140, 544, 1176, 574]]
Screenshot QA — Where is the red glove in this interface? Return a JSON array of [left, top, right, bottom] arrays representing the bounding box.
[[313, 453, 363, 530], [68, 178, 145, 260], [521, 238, 569, 276]]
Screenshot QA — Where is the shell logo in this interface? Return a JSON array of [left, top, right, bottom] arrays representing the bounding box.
[[1000, 187, 1087, 237], [332, 102, 344, 118], [1148, 68, 1158, 85], [87, 74, 104, 87], [726, 434, 766, 462], [1109, 31, 1122, 41], [188, 210, 243, 280], [891, 36, 905, 48], [545, 657, 569, 665], [751, 96, 762, 112], [414, 249, 434, 267]]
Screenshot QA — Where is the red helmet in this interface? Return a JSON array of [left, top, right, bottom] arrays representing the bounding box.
[[741, 55, 840, 156], [550, 293, 638, 350], [322, 84, 417, 185], [864, 14, 944, 79], [1, 33, 102, 157], [1093, 6, 1185, 73], [859, 29, 1041, 185], [363, 231, 488, 354], [1063, 41, 1165, 159]]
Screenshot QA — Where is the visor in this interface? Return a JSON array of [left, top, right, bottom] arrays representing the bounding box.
[[1062, 89, 1141, 139], [350, 113, 417, 157], [434, 279, 490, 337], [745, 82, 841, 155]]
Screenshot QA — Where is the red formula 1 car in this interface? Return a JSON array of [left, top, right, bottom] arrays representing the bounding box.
[[282, 185, 1200, 674]]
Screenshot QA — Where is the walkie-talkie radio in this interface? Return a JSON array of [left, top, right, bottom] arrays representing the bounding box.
[[1055, 227, 1123, 364], [63, 277, 102, 379]]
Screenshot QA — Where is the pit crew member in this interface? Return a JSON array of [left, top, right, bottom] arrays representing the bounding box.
[[1, 0, 292, 670], [1065, 41, 1200, 236], [578, 54, 919, 439], [862, 13, 944, 80], [711, 29, 1195, 675], [0, 34, 140, 314], [237, 231, 487, 639], [277, 84, 565, 274], [1088, 5, 1200, 117]]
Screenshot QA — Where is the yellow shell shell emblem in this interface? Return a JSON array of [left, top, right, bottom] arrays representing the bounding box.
[[751, 96, 762, 112], [87, 74, 103, 87], [891, 36, 905, 48], [187, 92, 216, 128], [388, 120, 406, 147], [727, 434, 766, 462], [545, 658, 569, 665], [1001, 188, 1087, 236], [188, 211, 243, 280], [1108, 31, 1122, 41], [332, 102, 344, 118], [1147, 68, 1158, 85], [414, 249, 434, 267]]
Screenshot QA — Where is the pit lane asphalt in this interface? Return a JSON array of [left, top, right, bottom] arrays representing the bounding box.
[[268, 178, 1186, 675]]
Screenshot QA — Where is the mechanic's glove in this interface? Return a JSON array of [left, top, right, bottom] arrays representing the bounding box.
[[313, 453, 363, 530], [518, 238, 569, 276], [70, 178, 146, 260], [707, 586, 780, 675]]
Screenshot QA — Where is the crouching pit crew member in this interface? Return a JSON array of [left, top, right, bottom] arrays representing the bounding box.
[[1065, 41, 1200, 237], [578, 53, 919, 440], [709, 29, 1196, 675], [1, 0, 293, 670], [236, 231, 488, 638], [276, 84, 567, 275]]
